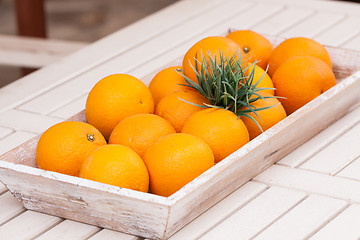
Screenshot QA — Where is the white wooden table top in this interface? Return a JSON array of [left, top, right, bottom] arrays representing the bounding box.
[[0, 0, 360, 239]]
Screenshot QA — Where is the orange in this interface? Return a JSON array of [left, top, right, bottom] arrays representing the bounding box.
[[246, 64, 274, 96], [109, 114, 176, 158], [182, 36, 243, 83], [80, 144, 149, 192], [142, 133, 214, 197], [226, 30, 273, 70], [85, 74, 154, 139], [272, 56, 336, 115], [267, 37, 332, 77], [240, 93, 287, 140], [149, 66, 193, 105], [155, 90, 209, 132], [181, 108, 249, 163], [36, 121, 107, 176]]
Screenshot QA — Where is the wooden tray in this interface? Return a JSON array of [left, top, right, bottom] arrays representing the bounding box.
[[0, 35, 360, 240]]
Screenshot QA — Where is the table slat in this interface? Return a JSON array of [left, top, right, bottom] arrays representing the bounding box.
[[0, 211, 62, 239], [280, 12, 344, 38], [299, 122, 360, 175], [314, 17, 360, 46], [0, 109, 62, 134], [36, 219, 100, 240], [49, 94, 88, 119], [0, 127, 13, 140], [0, 191, 25, 225], [254, 165, 360, 203], [342, 34, 360, 51], [88, 229, 140, 240], [251, 7, 314, 35], [0, 131, 36, 156], [310, 204, 360, 240], [170, 182, 267, 240], [337, 157, 360, 181], [254, 195, 347, 240], [198, 187, 306, 240], [278, 106, 360, 167]]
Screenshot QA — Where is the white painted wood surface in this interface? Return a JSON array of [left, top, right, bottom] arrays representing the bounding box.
[[0, 34, 87, 68], [0, 0, 360, 239]]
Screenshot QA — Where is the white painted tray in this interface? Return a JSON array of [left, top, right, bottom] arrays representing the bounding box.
[[0, 36, 360, 239]]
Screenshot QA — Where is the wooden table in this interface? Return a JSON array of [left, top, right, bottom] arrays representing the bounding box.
[[0, 0, 360, 239]]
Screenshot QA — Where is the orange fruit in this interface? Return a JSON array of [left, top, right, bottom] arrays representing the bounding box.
[[182, 36, 242, 83], [36, 121, 107, 176], [226, 30, 273, 70], [143, 133, 214, 197], [272, 56, 336, 115], [181, 108, 249, 163], [149, 66, 193, 105], [108, 114, 176, 158], [155, 90, 209, 132], [80, 144, 149, 192], [246, 64, 274, 96], [267, 37, 332, 77], [240, 93, 287, 140], [85, 74, 154, 139]]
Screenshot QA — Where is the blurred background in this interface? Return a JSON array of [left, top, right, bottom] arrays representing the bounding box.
[[0, 0, 177, 87]]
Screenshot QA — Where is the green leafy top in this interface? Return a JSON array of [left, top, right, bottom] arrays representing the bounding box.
[[180, 50, 278, 131]]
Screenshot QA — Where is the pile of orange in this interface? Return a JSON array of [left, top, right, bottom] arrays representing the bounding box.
[[36, 30, 336, 197]]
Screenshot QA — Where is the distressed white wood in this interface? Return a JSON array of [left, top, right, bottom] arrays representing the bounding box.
[[0, 126, 13, 139], [169, 182, 267, 240], [281, 12, 345, 38], [310, 204, 360, 240], [88, 229, 140, 240], [0, 131, 36, 155], [49, 94, 88, 119], [0, 191, 25, 225], [17, 0, 254, 115], [0, 34, 87, 68], [337, 157, 360, 181], [254, 165, 360, 203], [342, 34, 360, 51], [0, 184, 6, 194], [0, 0, 223, 113], [259, 0, 360, 16], [0, 211, 61, 239], [0, 109, 62, 133], [199, 187, 306, 240], [300, 122, 360, 175], [314, 17, 360, 47], [254, 195, 347, 240], [129, 2, 284, 81], [252, 7, 314, 35], [36, 219, 100, 240], [278, 105, 360, 167]]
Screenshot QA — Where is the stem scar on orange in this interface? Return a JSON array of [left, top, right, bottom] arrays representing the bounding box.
[[36, 121, 107, 176], [226, 30, 273, 70], [85, 74, 154, 139]]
